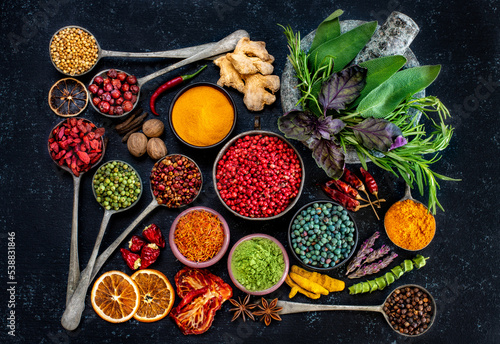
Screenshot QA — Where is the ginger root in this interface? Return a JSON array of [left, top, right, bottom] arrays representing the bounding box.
[[214, 37, 280, 111]]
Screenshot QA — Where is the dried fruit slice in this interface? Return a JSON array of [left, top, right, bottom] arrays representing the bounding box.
[[91, 270, 140, 323], [131, 269, 175, 322], [48, 78, 88, 117]]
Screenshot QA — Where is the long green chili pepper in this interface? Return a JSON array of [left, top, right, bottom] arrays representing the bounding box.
[[348, 255, 428, 294]]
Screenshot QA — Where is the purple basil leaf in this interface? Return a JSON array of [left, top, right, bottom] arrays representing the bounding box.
[[389, 135, 408, 150], [352, 118, 404, 152], [311, 138, 345, 179], [278, 110, 317, 142], [315, 116, 346, 140], [319, 65, 367, 114]]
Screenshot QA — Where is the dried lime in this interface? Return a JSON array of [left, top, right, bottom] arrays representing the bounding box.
[[48, 78, 88, 117]]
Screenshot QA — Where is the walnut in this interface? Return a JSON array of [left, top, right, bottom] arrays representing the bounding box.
[[147, 138, 168, 160], [127, 132, 148, 157], [142, 119, 164, 138]]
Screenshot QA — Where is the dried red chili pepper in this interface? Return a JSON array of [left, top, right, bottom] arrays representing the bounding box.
[[120, 248, 141, 270], [149, 65, 206, 116], [142, 224, 165, 248], [140, 243, 160, 269], [321, 184, 361, 211], [341, 168, 379, 219], [325, 179, 365, 201], [128, 235, 146, 252], [360, 167, 379, 201]]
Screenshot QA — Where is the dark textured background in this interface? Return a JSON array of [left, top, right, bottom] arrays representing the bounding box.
[[1, 0, 499, 343]]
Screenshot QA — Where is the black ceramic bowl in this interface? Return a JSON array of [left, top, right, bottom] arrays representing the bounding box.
[[288, 200, 359, 272], [168, 82, 237, 149]]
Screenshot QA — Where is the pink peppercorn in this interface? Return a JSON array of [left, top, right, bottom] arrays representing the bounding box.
[[216, 134, 302, 218]]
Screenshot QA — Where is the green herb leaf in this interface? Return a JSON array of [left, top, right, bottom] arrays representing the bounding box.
[[309, 9, 344, 52], [357, 65, 442, 118], [351, 55, 407, 107], [309, 21, 377, 73]]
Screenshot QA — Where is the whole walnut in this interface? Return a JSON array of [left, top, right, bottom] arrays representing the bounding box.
[[127, 132, 148, 157], [142, 119, 164, 138], [147, 138, 168, 160]]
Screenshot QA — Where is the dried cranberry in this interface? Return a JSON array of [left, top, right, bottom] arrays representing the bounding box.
[[104, 83, 113, 92], [117, 72, 127, 82], [121, 83, 130, 92], [101, 92, 112, 103], [109, 99, 115, 106], [111, 79, 122, 90], [131, 95, 137, 104], [89, 84, 99, 94], [107, 69, 118, 79], [126, 75, 137, 84], [108, 106, 115, 115], [114, 106, 124, 116], [99, 101, 110, 113], [97, 88, 104, 96], [94, 76, 104, 85], [123, 91, 133, 100], [92, 97, 101, 106], [103, 78, 111, 85], [122, 100, 134, 112], [116, 97, 124, 105], [130, 85, 139, 94], [111, 89, 121, 99]]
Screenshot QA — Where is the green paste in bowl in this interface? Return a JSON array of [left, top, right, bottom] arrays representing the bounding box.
[[230, 237, 285, 292]]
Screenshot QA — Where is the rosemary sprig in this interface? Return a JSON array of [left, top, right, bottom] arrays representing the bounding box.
[[280, 24, 332, 115], [340, 97, 459, 214]]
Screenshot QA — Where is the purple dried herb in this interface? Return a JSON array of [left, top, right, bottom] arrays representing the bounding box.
[[347, 252, 399, 279], [345, 231, 380, 275], [319, 65, 367, 116], [351, 118, 406, 152], [364, 245, 391, 264]]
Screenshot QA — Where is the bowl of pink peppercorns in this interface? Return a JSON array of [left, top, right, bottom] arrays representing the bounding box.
[[88, 68, 140, 118], [213, 130, 305, 220]]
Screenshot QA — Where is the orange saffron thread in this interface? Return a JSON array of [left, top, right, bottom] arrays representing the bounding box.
[[174, 210, 225, 262]]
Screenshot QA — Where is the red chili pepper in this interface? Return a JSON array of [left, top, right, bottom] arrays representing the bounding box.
[[142, 223, 165, 248], [360, 167, 379, 198], [325, 179, 364, 201], [128, 235, 146, 253], [120, 248, 141, 270], [341, 168, 365, 191], [321, 184, 360, 211], [140, 243, 160, 269], [149, 65, 207, 116]]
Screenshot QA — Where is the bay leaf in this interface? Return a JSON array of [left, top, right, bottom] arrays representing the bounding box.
[[357, 65, 442, 118], [308, 21, 377, 72], [350, 55, 407, 107], [309, 9, 344, 52]]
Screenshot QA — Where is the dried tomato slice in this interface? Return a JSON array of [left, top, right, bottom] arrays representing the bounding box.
[[48, 78, 88, 117], [174, 267, 232, 302], [171, 268, 232, 335]]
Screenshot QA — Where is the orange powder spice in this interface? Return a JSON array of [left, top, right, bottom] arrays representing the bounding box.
[[174, 210, 225, 262], [171, 85, 234, 147], [384, 199, 436, 250]]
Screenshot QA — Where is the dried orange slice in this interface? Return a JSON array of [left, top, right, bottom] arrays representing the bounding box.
[[91, 270, 140, 323], [131, 269, 175, 322], [48, 78, 88, 117]]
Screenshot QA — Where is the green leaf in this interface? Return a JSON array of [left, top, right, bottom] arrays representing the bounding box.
[[309, 21, 377, 73], [351, 55, 407, 107], [309, 9, 344, 52], [357, 65, 442, 118]]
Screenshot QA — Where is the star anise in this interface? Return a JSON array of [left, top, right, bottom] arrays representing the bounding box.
[[252, 297, 283, 326], [229, 294, 257, 322]]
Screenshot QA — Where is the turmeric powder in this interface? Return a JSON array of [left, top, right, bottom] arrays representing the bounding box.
[[171, 85, 235, 147], [384, 199, 435, 250]]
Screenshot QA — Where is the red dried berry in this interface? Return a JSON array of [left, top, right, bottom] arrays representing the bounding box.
[[126, 75, 137, 85], [94, 76, 104, 85], [107, 69, 118, 79]]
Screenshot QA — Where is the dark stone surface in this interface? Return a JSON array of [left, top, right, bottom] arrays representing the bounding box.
[[0, 0, 498, 343]]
